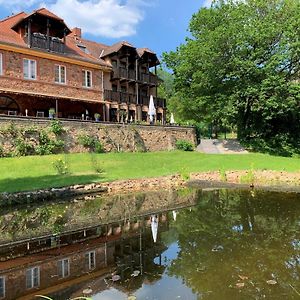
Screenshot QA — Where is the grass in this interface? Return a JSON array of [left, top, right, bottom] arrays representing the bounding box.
[[1, 151, 300, 193]]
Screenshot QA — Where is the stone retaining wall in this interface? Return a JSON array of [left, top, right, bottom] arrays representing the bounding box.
[[0, 116, 197, 153]]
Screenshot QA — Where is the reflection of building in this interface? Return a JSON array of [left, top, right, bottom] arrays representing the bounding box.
[[0, 213, 169, 300], [0, 8, 166, 123]]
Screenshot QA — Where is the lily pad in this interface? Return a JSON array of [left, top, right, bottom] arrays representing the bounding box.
[[112, 274, 121, 282], [82, 288, 93, 294], [266, 280, 277, 285], [131, 270, 140, 277]]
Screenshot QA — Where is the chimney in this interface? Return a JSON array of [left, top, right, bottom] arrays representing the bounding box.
[[72, 27, 82, 38]]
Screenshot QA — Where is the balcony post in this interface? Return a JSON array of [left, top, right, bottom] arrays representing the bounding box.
[[135, 58, 139, 105], [117, 58, 120, 78], [28, 19, 32, 48], [46, 18, 50, 51]]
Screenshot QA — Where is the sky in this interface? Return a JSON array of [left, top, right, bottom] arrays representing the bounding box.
[[0, 0, 212, 60]]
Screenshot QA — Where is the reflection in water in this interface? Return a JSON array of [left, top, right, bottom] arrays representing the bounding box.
[[151, 215, 158, 243], [0, 188, 300, 299]]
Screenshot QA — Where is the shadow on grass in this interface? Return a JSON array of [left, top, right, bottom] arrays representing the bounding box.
[[0, 174, 102, 193]]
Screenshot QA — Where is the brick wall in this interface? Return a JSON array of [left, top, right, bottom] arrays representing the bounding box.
[[0, 50, 106, 102], [1, 243, 113, 300], [0, 117, 197, 153]]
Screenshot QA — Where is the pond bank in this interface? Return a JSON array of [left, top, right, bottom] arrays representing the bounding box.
[[1, 170, 300, 206]]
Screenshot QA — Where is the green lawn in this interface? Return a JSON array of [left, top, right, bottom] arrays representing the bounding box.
[[1, 151, 300, 193]]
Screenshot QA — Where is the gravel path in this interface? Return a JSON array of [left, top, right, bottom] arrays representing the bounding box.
[[197, 139, 248, 154]]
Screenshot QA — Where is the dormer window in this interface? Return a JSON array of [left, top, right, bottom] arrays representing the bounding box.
[[77, 43, 89, 54]]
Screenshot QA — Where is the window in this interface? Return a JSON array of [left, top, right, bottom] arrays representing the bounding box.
[[58, 258, 70, 278], [85, 251, 96, 270], [0, 53, 2, 76], [55, 65, 66, 84], [0, 277, 5, 298], [23, 59, 37, 80], [82, 70, 92, 88], [26, 267, 40, 289]]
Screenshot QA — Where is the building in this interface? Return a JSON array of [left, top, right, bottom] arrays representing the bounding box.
[[0, 8, 166, 123]]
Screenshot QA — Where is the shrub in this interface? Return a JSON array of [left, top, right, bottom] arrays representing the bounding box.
[[0, 145, 4, 157], [15, 138, 34, 156], [175, 139, 194, 151], [78, 134, 105, 153], [36, 131, 65, 155], [50, 120, 64, 135], [90, 153, 104, 174], [52, 158, 69, 175]]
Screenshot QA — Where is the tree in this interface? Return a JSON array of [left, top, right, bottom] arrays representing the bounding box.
[[163, 0, 300, 154]]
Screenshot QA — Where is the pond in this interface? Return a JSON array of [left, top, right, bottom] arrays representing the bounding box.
[[0, 188, 300, 300]]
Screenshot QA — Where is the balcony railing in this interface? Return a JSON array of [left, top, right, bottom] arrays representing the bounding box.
[[111, 68, 158, 85], [26, 33, 65, 53], [105, 90, 165, 108]]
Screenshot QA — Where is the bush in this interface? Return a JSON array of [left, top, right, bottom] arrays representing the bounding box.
[[175, 139, 194, 151], [50, 120, 64, 135], [0, 145, 4, 157], [78, 134, 105, 153], [52, 158, 69, 175], [15, 138, 34, 156], [36, 131, 65, 155]]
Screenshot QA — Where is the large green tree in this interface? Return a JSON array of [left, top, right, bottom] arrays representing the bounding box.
[[164, 0, 300, 153]]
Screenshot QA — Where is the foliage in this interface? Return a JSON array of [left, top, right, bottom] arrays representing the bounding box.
[[0, 145, 4, 157], [0, 122, 19, 137], [49, 120, 64, 135], [14, 138, 34, 156], [90, 153, 104, 174], [175, 139, 194, 151], [36, 130, 64, 155], [78, 134, 105, 153], [94, 113, 101, 120], [163, 0, 300, 154], [219, 169, 227, 182], [52, 158, 69, 175]]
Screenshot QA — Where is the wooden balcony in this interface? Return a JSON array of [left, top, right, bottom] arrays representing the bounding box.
[[105, 90, 166, 108], [104, 90, 136, 104], [111, 68, 158, 85], [26, 33, 65, 53]]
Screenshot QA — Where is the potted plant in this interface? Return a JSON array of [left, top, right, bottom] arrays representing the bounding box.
[[94, 113, 101, 122], [49, 108, 55, 119]]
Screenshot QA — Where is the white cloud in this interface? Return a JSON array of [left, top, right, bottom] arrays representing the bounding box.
[[202, 0, 213, 8], [0, 0, 40, 11], [47, 0, 146, 38]]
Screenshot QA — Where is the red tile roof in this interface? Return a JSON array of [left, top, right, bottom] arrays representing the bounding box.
[[101, 41, 135, 57], [32, 8, 63, 21], [0, 8, 159, 68], [0, 9, 109, 67]]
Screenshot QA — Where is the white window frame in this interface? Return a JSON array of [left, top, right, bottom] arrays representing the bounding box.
[[0, 53, 3, 76], [55, 64, 66, 84], [82, 69, 92, 88], [85, 250, 96, 270], [26, 266, 40, 289], [0, 276, 5, 298], [58, 258, 70, 278], [23, 58, 37, 80]]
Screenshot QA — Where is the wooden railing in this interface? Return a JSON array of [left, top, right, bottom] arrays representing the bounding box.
[[105, 90, 165, 107], [111, 67, 158, 85], [26, 34, 65, 53]]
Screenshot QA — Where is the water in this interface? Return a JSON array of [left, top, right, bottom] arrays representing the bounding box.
[[0, 188, 299, 299]]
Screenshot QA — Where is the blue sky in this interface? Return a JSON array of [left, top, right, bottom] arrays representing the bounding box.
[[0, 0, 211, 59]]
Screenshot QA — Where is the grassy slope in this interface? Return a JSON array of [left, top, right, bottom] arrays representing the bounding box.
[[0, 151, 300, 193]]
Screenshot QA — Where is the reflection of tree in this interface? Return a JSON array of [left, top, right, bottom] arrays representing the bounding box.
[[167, 189, 300, 299]]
